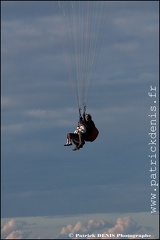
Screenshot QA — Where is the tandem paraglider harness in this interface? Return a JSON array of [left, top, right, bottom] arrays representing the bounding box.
[[79, 106, 99, 142]]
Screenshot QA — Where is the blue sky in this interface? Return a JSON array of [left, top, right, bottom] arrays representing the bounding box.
[[1, 1, 159, 239]]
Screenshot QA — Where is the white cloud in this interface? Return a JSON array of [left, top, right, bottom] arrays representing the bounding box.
[[60, 219, 106, 235], [101, 217, 139, 237], [1, 107, 77, 140], [1, 97, 17, 109], [26, 108, 74, 119], [112, 13, 158, 37], [6, 230, 29, 239], [58, 217, 155, 239], [1, 13, 67, 64], [1, 219, 31, 239], [113, 42, 140, 52]]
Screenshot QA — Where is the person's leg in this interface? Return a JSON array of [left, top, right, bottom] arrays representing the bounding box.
[[64, 133, 72, 146], [78, 134, 85, 148]]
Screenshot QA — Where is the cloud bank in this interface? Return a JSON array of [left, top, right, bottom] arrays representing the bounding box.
[[57, 216, 155, 239], [1, 219, 31, 239], [1, 216, 157, 239]]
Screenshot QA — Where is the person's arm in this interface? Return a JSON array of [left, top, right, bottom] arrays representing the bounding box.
[[82, 113, 86, 123], [79, 125, 86, 134]]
